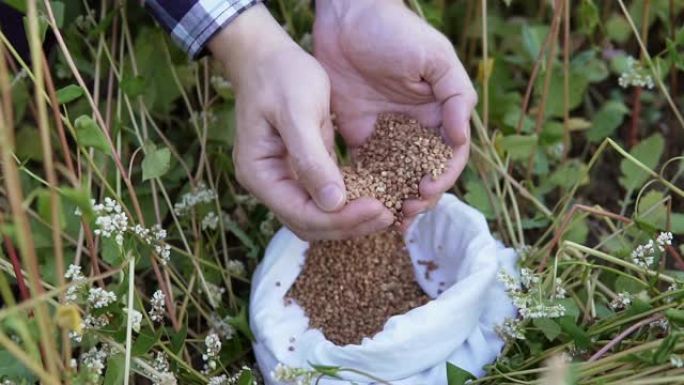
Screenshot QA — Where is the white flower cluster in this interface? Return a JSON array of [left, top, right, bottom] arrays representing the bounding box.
[[210, 75, 232, 92], [208, 375, 229, 385], [80, 345, 110, 381], [125, 307, 143, 333], [83, 314, 110, 330], [671, 355, 684, 368], [209, 313, 236, 341], [86, 198, 172, 264], [657, 232, 673, 250], [496, 318, 526, 340], [152, 352, 177, 385], [553, 277, 567, 300], [174, 183, 217, 216], [206, 283, 226, 308], [149, 290, 166, 323], [207, 367, 256, 385], [65, 264, 87, 303], [203, 332, 222, 371], [665, 283, 680, 303], [618, 56, 654, 89], [498, 269, 566, 320], [609, 292, 632, 311], [631, 232, 673, 269], [650, 318, 669, 332], [259, 212, 277, 237], [226, 260, 245, 277], [202, 212, 219, 231], [87, 287, 117, 309], [271, 363, 316, 385], [92, 197, 129, 246]]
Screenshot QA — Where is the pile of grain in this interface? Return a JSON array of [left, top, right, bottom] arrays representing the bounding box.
[[287, 113, 452, 346], [287, 231, 429, 345], [342, 113, 453, 219]]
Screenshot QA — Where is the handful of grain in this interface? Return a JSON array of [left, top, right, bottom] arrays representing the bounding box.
[[342, 113, 453, 219], [287, 113, 453, 346]]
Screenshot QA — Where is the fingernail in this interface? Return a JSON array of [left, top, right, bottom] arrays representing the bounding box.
[[317, 183, 345, 211]]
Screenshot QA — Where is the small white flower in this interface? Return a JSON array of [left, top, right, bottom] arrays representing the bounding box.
[[69, 358, 78, 370], [496, 318, 525, 340], [125, 308, 142, 333], [151, 352, 176, 385], [207, 375, 229, 385], [553, 278, 567, 299], [206, 283, 225, 308], [204, 332, 222, 358], [209, 313, 235, 341], [82, 313, 110, 330], [671, 355, 684, 368], [609, 292, 632, 311], [149, 290, 166, 323], [93, 197, 129, 245], [656, 232, 673, 251], [271, 363, 316, 385], [650, 318, 669, 332], [80, 346, 109, 376], [201, 212, 219, 231], [173, 183, 217, 216], [226, 260, 245, 277], [87, 287, 117, 308], [618, 56, 654, 89]]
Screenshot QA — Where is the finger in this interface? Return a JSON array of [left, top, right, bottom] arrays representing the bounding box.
[[277, 114, 347, 212], [419, 141, 470, 198], [296, 207, 394, 241]]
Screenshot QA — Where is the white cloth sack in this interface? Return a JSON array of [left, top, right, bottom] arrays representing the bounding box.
[[250, 194, 519, 384]]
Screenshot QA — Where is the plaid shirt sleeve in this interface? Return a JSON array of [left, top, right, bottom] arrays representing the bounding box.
[[144, 0, 262, 59]]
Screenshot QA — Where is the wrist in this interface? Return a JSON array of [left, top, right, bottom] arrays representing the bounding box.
[[208, 3, 295, 87], [315, 0, 403, 15]]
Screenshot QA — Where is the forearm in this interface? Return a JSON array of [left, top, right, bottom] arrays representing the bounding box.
[[207, 3, 297, 89]]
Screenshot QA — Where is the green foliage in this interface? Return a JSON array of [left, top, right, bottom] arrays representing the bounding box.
[[74, 115, 109, 153], [446, 363, 475, 385], [141, 144, 171, 181], [619, 133, 665, 191]]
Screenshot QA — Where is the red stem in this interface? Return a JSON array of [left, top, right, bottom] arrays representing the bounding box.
[[3, 235, 30, 301]]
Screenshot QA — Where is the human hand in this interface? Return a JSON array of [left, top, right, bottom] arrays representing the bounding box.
[[314, 0, 477, 229], [209, 4, 393, 240]]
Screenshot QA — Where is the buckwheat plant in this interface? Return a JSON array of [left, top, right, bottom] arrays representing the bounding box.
[[618, 56, 654, 89]]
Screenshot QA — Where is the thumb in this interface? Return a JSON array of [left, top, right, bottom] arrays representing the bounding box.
[[280, 116, 347, 212]]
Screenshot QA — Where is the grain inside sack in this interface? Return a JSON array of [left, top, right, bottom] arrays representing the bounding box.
[[287, 113, 454, 345]]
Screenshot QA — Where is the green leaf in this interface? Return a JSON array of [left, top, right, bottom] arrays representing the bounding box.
[[142, 145, 171, 181], [606, 15, 631, 43], [619, 133, 665, 192], [229, 305, 255, 341], [103, 353, 125, 385], [615, 275, 648, 294], [170, 319, 188, 354], [497, 134, 538, 161], [578, 0, 599, 36], [237, 369, 256, 385], [0, 350, 36, 382], [56, 84, 84, 104], [665, 309, 684, 327], [533, 318, 561, 341], [671, 213, 684, 235], [101, 237, 123, 265], [521, 24, 549, 61], [49, 1, 65, 28], [309, 364, 341, 379], [464, 178, 495, 219], [132, 327, 161, 356], [636, 190, 667, 230], [588, 100, 629, 142], [120, 75, 146, 98], [74, 115, 109, 153], [60, 186, 94, 219], [558, 317, 591, 349], [653, 332, 681, 364], [3, 0, 27, 13], [446, 362, 475, 385]]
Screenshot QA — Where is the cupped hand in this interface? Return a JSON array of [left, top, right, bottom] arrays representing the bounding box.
[[314, 0, 477, 228], [209, 4, 393, 240]]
